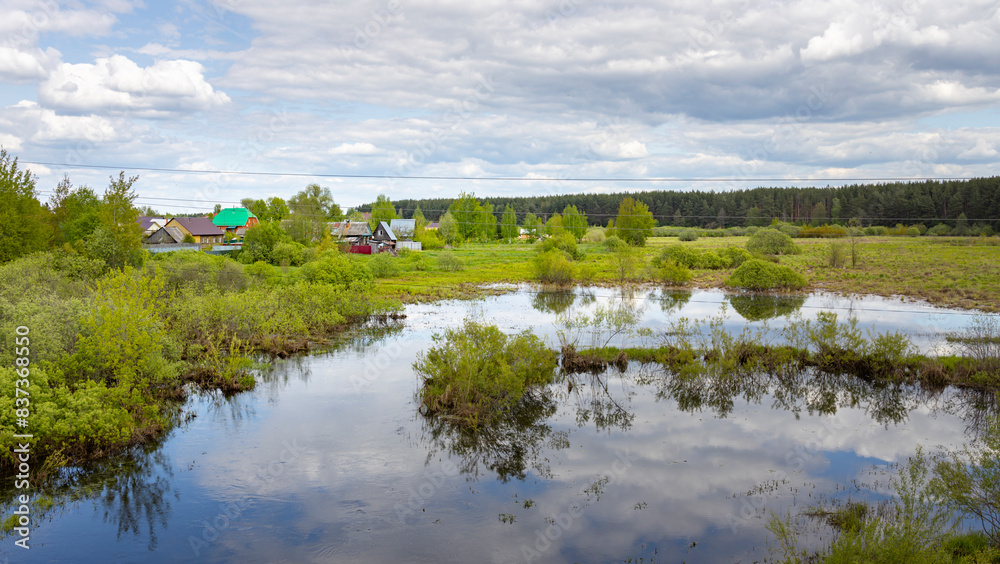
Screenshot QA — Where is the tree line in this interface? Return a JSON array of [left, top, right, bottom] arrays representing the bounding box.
[[364, 177, 1000, 229]]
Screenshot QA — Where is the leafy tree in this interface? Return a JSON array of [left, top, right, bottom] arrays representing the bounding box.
[[745, 205, 766, 227], [545, 213, 564, 237], [213, 203, 222, 214], [0, 149, 48, 262], [522, 213, 542, 241], [288, 184, 342, 242], [448, 192, 484, 241], [412, 206, 427, 237], [614, 197, 655, 246], [89, 172, 143, 269], [477, 202, 497, 241], [369, 194, 398, 230], [562, 205, 588, 240], [438, 211, 460, 245], [266, 197, 289, 222], [955, 212, 970, 236], [831, 197, 842, 222], [812, 201, 828, 225], [239, 221, 288, 264], [245, 198, 269, 221], [49, 176, 102, 247], [500, 204, 518, 243]]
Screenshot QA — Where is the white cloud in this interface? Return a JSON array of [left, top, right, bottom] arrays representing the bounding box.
[[0, 45, 59, 81], [957, 138, 998, 160], [38, 55, 231, 117], [800, 20, 870, 63], [329, 142, 380, 155]]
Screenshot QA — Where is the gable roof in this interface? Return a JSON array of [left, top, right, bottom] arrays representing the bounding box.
[[138, 217, 166, 232], [212, 207, 257, 228], [389, 219, 415, 238], [376, 221, 397, 240], [331, 221, 372, 237], [169, 216, 225, 237]]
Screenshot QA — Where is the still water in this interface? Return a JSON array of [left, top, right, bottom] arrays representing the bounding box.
[[2, 287, 994, 563]]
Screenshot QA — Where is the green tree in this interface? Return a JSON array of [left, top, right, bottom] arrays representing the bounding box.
[[48, 176, 102, 247], [477, 202, 497, 241], [369, 194, 398, 230], [90, 172, 143, 269], [0, 149, 48, 262], [562, 204, 588, 240], [448, 192, 485, 241], [831, 197, 842, 222], [246, 198, 269, 221], [955, 212, 970, 236], [522, 213, 542, 241], [545, 213, 564, 236], [614, 197, 655, 246], [745, 205, 765, 227], [239, 221, 288, 264], [812, 201, 828, 225], [412, 206, 427, 237], [438, 211, 460, 245], [500, 204, 518, 243], [266, 197, 289, 222], [288, 184, 342, 243]]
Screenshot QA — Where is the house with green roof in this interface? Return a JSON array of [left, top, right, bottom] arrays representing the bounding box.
[[212, 207, 259, 239]]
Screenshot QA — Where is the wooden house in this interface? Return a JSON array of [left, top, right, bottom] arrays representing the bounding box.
[[146, 226, 185, 244], [212, 208, 259, 239], [137, 216, 167, 237], [371, 221, 397, 253], [331, 221, 373, 246], [166, 217, 225, 246]]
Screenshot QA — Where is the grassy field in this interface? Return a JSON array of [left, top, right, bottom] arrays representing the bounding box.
[[374, 236, 1000, 312]]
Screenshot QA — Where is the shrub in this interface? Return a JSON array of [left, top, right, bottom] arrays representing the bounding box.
[[368, 253, 400, 278], [697, 250, 728, 270], [725, 259, 807, 290], [657, 260, 692, 286], [746, 229, 801, 255], [532, 249, 575, 284], [416, 230, 445, 250], [927, 223, 951, 236], [799, 225, 847, 238], [828, 241, 847, 267], [271, 241, 305, 267], [436, 252, 465, 272], [244, 261, 282, 285], [720, 246, 752, 268], [414, 321, 557, 427], [906, 227, 920, 237], [655, 245, 701, 269], [610, 244, 640, 282], [539, 232, 584, 260], [678, 229, 698, 242], [603, 235, 627, 251], [300, 251, 374, 290], [583, 228, 606, 243]]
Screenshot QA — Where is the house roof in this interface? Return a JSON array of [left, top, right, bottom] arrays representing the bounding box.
[[169, 216, 225, 237], [331, 221, 372, 237], [147, 226, 186, 244], [389, 219, 415, 237], [212, 207, 257, 228], [163, 226, 186, 243], [138, 216, 166, 232], [376, 221, 397, 240]]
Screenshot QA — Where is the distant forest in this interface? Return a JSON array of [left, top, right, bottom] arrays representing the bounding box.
[[361, 177, 1000, 229]]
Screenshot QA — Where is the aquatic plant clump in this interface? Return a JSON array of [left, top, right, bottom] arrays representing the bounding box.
[[725, 259, 807, 290], [415, 320, 558, 427]]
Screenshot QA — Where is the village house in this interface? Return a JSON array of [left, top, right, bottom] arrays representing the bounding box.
[[389, 218, 421, 251], [165, 217, 225, 247], [330, 220, 373, 247], [371, 221, 397, 253], [137, 217, 167, 237], [212, 207, 259, 239]]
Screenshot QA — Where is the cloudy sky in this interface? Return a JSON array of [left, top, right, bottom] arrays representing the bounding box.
[[2, 0, 999, 212]]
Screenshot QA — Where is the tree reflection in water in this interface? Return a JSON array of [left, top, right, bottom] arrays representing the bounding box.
[[1, 443, 176, 551], [656, 290, 692, 315], [421, 389, 569, 483], [727, 293, 806, 322], [531, 289, 577, 314]]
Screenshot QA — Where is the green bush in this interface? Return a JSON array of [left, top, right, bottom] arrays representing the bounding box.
[[746, 229, 800, 255], [244, 261, 282, 286], [300, 250, 374, 290], [828, 241, 847, 267], [415, 230, 445, 250], [655, 245, 701, 269], [720, 246, 752, 268], [725, 259, 807, 290], [927, 223, 951, 236], [657, 260, 692, 286], [697, 250, 728, 270], [414, 321, 557, 427], [678, 229, 698, 242], [603, 235, 627, 251], [583, 228, 606, 243], [539, 232, 584, 260], [436, 252, 466, 272], [532, 249, 575, 285], [368, 253, 400, 278], [271, 241, 305, 266]]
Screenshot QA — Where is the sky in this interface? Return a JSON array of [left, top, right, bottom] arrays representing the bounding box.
[[1, 0, 999, 213]]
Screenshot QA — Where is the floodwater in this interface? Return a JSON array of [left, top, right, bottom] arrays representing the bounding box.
[[2, 287, 995, 563]]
